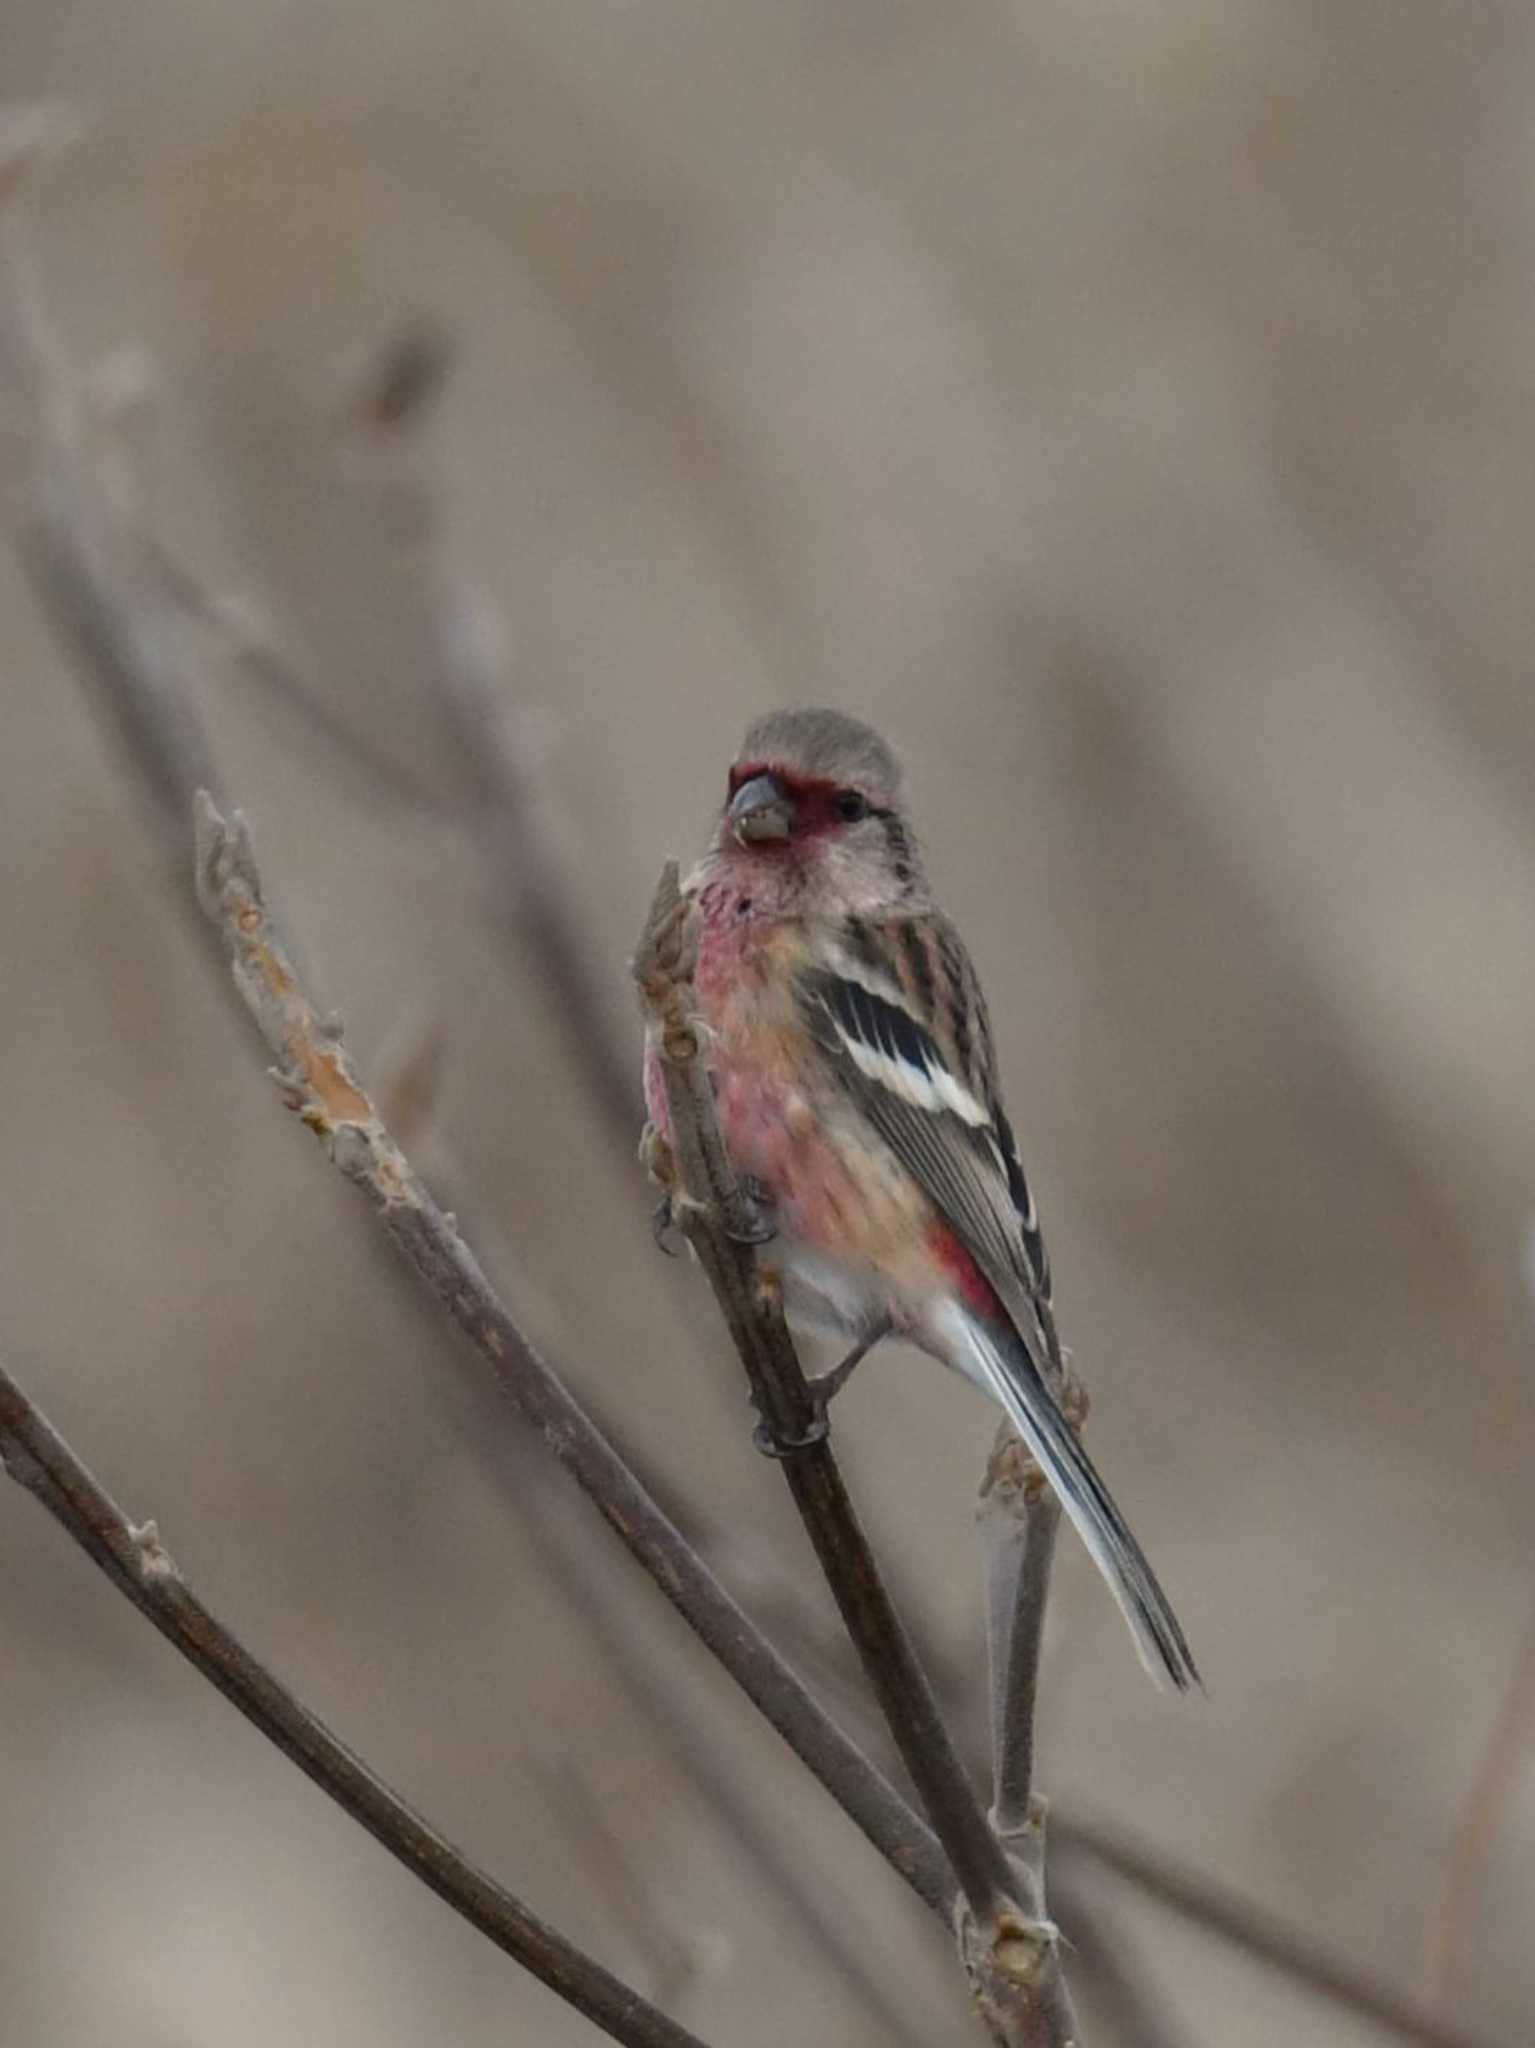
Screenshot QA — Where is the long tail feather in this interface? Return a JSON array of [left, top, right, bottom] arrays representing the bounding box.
[[939, 1303, 1200, 1691]]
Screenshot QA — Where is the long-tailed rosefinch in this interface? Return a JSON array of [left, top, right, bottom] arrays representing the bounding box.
[[644, 708, 1197, 1689]]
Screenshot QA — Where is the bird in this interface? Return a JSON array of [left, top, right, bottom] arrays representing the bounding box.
[[642, 708, 1198, 1690]]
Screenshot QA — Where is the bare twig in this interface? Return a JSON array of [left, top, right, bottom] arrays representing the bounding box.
[[346, 326, 642, 1139], [633, 862, 1078, 2046], [0, 115, 221, 873], [136, 524, 453, 819], [1056, 1817, 1518, 2048], [3, 147, 961, 2017], [0, 1354, 712, 2048], [1419, 1596, 1535, 2013], [351, 357, 925, 1782], [192, 793, 951, 1918], [489, 1437, 942, 2048], [0, 109, 272, 1054], [973, 1421, 1066, 2043], [979, 1422, 1061, 1842], [8, 149, 906, 1841]]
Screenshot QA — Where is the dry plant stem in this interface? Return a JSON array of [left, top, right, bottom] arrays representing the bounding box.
[[4, 157, 951, 1937], [192, 795, 951, 1919], [350, 330, 642, 1138], [465, 1407, 939, 2048], [1057, 1819, 1515, 2048], [0, 145, 218, 870], [1420, 1595, 1535, 2012], [0, 1357, 711, 2048], [140, 530, 453, 819], [634, 864, 1081, 2047], [980, 1424, 1061, 1840], [2, 173, 931, 2008]]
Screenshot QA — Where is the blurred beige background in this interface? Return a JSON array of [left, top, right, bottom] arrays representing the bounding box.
[[2, 3, 1534, 2043]]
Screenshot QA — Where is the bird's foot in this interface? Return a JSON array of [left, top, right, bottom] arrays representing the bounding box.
[[641, 1123, 687, 1254], [751, 1320, 889, 1459], [810, 1320, 889, 1407], [751, 1409, 829, 1458], [639, 1120, 676, 1191], [651, 1195, 682, 1256], [724, 1173, 776, 1247]]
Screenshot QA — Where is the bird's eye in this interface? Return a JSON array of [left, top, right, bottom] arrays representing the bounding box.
[[833, 790, 869, 823]]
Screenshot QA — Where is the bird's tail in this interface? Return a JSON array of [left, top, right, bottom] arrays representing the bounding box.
[[938, 1302, 1200, 1691]]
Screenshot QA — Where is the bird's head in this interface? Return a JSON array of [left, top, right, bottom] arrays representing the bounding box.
[[708, 708, 927, 916]]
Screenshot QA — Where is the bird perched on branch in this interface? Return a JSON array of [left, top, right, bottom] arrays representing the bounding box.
[[643, 708, 1197, 1690]]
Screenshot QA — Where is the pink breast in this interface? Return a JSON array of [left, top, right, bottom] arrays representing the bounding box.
[[641, 887, 895, 1261]]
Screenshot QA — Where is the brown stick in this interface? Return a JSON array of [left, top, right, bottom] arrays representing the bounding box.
[[633, 862, 1079, 2045], [979, 1423, 1061, 1842], [346, 325, 643, 1140], [974, 1423, 1065, 2046], [1, 139, 956, 1988], [0, 119, 222, 879], [192, 794, 951, 1917], [0, 1354, 711, 2048], [458, 1394, 942, 2048]]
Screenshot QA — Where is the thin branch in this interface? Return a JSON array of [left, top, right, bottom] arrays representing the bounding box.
[[356, 369, 932, 1795], [136, 523, 454, 820], [1419, 1595, 1535, 2012], [358, 1027, 939, 2040], [3, 146, 959, 1992], [971, 1423, 1070, 2042], [191, 793, 951, 1919], [0, 1354, 711, 2048], [475, 1421, 941, 2048], [345, 326, 643, 1139], [981, 1442, 1176, 2048], [9, 153, 890, 1836], [0, 118, 221, 871], [633, 862, 1078, 2045], [1055, 1817, 1519, 2048], [979, 1421, 1060, 1840]]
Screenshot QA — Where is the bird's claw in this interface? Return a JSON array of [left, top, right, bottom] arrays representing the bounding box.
[[752, 1409, 829, 1459], [651, 1195, 683, 1256], [724, 1174, 776, 1246], [638, 1120, 676, 1191], [750, 1322, 888, 1459]]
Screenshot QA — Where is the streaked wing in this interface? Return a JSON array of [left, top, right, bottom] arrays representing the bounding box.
[[801, 914, 1201, 1690], [797, 914, 1058, 1371]]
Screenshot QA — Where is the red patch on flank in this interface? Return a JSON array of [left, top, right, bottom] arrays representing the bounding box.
[[928, 1223, 1003, 1320]]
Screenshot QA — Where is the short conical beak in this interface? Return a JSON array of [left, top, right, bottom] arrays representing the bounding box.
[[728, 772, 795, 844]]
